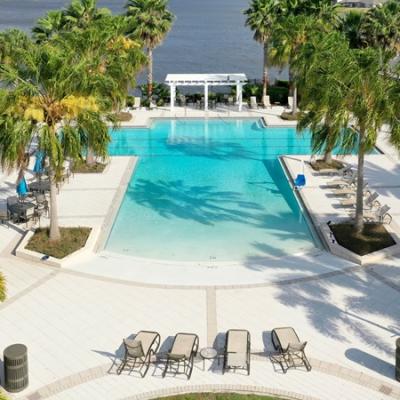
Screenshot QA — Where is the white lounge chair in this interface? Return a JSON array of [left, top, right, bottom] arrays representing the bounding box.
[[262, 95, 271, 108], [250, 96, 258, 110], [352, 204, 392, 224], [341, 191, 380, 208], [133, 97, 141, 109], [223, 329, 251, 375], [326, 173, 356, 188], [332, 182, 368, 197]]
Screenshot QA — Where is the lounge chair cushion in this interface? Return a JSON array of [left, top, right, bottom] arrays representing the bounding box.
[[135, 331, 159, 354], [124, 339, 144, 358], [170, 333, 197, 359], [226, 330, 249, 368], [288, 341, 307, 352], [273, 327, 300, 351]]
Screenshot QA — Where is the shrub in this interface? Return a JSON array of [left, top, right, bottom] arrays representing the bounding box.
[[268, 86, 289, 105], [0, 273, 6, 302]]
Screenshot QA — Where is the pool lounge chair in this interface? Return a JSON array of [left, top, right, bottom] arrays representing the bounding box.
[[351, 204, 392, 224], [162, 332, 199, 379], [326, 173, 356, 188], [271, 327, 311, 373], [332, 182, 368, 197], [117, 330, 161, 377], [133, 97, 141, 110], [250, 96, 258, 110], [341, 191, 380, 208], [223, 329, 251, 375]]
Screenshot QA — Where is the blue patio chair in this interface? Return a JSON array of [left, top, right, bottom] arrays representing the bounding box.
[[294, 174, 306, 189]]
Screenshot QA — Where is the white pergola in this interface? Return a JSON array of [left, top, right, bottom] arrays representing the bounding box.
[[165, 73, 248, 112]]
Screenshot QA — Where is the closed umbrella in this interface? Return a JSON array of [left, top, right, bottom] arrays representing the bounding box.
[[16, 176, 28, 198], [33, 151, 44, 175]]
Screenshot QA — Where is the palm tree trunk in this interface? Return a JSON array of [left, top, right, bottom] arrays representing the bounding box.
[[292, 84, 298, 116], [262, 42, 269, 99], [49, 167, 61, 241], [86, 147, 95, 165], [147, 47, 153, 104], [323, 150, 333, 164], [354, 129, 365, 233]]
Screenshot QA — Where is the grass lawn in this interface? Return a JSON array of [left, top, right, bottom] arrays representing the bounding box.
[[72, 161, 106, 173], [330, 223, 395, 256], [26, 227, 91, 259], [157, 394, 286, 400]]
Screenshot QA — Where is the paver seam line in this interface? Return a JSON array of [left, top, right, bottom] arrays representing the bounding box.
[[119, 385, 320, 400], [94, 157, 137, 253], [365, 267, 400, 293], [0, 270, 59, 310], [18, 357, 399, 400], [206, 287, 217, 347]]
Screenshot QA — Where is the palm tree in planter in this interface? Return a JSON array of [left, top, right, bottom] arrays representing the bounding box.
[[58, 17, 146, 165], [125, 0, 174, 105], [244, 0, 280, 107], [297, 31, 400, 232], [0, 37, 114, 241]]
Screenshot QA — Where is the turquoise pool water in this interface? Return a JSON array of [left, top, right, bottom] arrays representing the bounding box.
[[106, 119, 318, 262]]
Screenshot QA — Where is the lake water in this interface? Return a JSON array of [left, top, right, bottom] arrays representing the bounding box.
[[0, 0, 287, 83]]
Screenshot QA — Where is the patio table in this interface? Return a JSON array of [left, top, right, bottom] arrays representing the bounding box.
[[29, 180, 50, 193]]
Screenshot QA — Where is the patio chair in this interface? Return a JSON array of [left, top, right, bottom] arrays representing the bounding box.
[[353, 204, 392, 224], [7, 196, 20, 222], [222, 329, 251, 375], [162, 332, 199, 379], [250, 96, 258, 110], [0, 204, 9, 225], [117, 330, 160, 377], [271, 327, 311, 373], [341, 191, 380, 208]]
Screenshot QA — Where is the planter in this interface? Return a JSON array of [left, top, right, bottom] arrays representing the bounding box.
[[16, 226, 99, 268], [320, 221, 400, 265]]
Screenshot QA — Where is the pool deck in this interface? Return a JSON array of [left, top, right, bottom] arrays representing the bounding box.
[[1, 106, 400, 400]]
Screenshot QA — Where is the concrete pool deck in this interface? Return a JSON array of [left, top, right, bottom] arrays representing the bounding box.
[[1, 106, 400, 399]]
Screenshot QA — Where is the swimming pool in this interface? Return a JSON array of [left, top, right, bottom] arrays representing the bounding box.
[[106, 119, 318, 262]]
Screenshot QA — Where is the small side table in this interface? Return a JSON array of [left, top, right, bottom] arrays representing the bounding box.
[[199, 347, 218, 371]]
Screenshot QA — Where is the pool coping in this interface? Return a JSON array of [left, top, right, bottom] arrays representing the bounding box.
[[94, 156, 138, 252]]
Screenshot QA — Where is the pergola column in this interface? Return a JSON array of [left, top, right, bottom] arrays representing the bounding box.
[[170, 83, 176, 113], [236, 82, 243, 112], [204, 83, 209, 111]]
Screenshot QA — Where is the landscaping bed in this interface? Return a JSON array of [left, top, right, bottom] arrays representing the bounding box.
[[72, 161, 106, 173], [157, 394, 286, 400], [26, 227, 91, 259], [310, 159, 344, 171], [280, 111, 299, 121], [330, 223, 395, 256]]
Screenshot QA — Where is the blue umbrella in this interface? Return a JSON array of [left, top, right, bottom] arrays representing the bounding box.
[[16, 176, 28, 197], [33, 151, 44, 174]]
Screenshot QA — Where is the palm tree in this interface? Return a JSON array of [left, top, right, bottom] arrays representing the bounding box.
[[339, 10, 365, 49], [0, 36, 115, 241], [360, 0, 400, 53], [32, 0, 111, 43], [125, 0, 174, 103], [269, 0, 338, 116], [244, 0, 279, 104], [297, 31, 400, 232]]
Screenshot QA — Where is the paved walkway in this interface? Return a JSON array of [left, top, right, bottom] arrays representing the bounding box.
[[1, 107, 400, 399]]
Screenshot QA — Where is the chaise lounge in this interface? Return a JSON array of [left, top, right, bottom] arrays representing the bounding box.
[[162, 332, 199, 379], [222, 329, 251, 375], [117, 330, 161, 377], [271, 327, 311, 373]]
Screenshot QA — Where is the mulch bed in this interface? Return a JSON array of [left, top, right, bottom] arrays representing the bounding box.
[[310, 159, 344, 171], [72, 162, 106, 173], [330, 223, 395, 256], [26, 227, 91, 259]]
